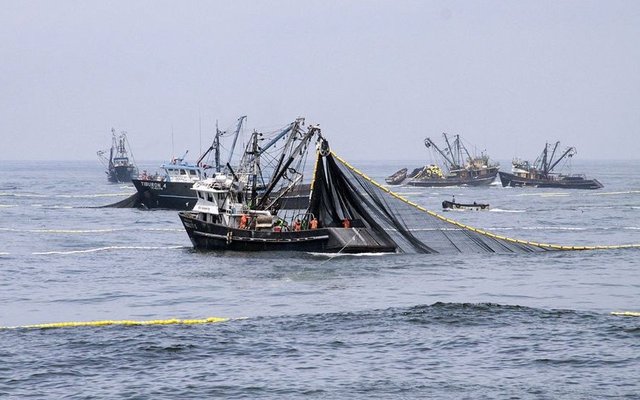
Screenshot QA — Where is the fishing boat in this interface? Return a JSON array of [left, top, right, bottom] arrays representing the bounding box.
[[97, 129, 138, 183], [406, 133, 499, 187], [385, 168, 407, 185], [498, 142, 603, 189], [132, 154, 204, 210], [178, 122, 397, 253], [178, 122, 593, 255], [442, 197, 489, 211], [131, 116, 246, 210]]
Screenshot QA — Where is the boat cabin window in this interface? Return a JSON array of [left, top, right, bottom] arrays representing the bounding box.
[[189, 170, 197, 176], [207, 193, 213, 202], [197, 192, 204, 199], [180, 169, 187, 175]]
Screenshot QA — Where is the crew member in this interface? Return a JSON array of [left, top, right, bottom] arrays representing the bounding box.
[[293, 219, 302, 231], [309, 217, 318, 229], [239, 214, 248, 229]]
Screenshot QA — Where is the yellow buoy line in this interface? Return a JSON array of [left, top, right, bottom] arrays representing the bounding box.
[[3, 312, 635, 330], [1, 317, 230, 330], [611, 311, 640, 317], [331, 152, 640, 252]]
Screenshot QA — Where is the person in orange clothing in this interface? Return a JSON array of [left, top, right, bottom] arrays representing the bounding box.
[[239, 214, 248, 229], [293, 219, 302, 231], [309, 217, 318, 229], [341, 218, 351, 228]]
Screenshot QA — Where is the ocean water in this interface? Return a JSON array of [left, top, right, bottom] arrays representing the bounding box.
[[1, 159, 639, 399]]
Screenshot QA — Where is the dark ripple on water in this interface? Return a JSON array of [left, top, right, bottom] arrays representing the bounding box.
[[2, 303, 640, 399]]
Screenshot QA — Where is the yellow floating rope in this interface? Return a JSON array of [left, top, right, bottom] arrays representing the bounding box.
[[611, 311, 640, 317], [330, 151, 640, 251], [1, 317, 229, 330]]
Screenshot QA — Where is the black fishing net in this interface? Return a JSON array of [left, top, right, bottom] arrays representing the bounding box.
[[309, 152, 551, 254]]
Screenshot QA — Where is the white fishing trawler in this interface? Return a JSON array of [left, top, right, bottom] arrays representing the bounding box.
[[179, 120, 397, 253]]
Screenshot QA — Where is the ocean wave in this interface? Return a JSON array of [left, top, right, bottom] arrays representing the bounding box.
[[32, 245, 186, 255], [54, 193, 135, 198], [515, 192, 570, 197], [485, 226, 587, 231], [392, 191, 424, 196], [591, 190, 640, 196], [0, 192, 134, 199], [0, 193, 46, 198], [307, 252, 392, 258], [489, 208, 526, 213]]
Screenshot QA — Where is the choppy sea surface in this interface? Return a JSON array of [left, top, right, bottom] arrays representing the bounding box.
[[1, 159, 639, 399]]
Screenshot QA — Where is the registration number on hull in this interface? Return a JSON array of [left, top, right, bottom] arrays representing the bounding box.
[[141, 181, 166, 190]]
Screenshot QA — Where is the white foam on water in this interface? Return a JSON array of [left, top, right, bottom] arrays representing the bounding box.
[[591, 190, 640, 196], [489, 208, 526, 213], [520, 226, 586, 231], [0, 192, 133, 199], [515, 192, 570, 197], [308, 251, 392, 258], [142, 228, 184, 232], [484, 226, 587, 231], [0, 193, 46, 198], [33, 245, 186, 255], [392, 191, 424, 196], [54, 193, 135, 198]]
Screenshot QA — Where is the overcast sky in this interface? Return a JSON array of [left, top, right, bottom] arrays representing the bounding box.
[[1, 0, 639, 162]]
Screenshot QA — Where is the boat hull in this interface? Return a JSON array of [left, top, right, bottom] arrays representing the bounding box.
[[442, 200, 489, 211], [385, 168, 408, 185], [108, 165, 137, 183], [407, 171, 498, 187], [178, 212, 396, 253], [132, 179, 197, 210], [498, 172, 604, 189]]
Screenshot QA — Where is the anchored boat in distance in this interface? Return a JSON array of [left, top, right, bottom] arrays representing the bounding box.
[[498, 141, 603, 189], [97, 129, 138, 183], [406, 133, 499, 187]]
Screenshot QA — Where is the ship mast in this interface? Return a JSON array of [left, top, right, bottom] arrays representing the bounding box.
[[108, 128, 116, 170], [548, 146, 576, 173], [537, 142, 550, 176], [443, 133, 460, 168], [214, 122, 221, 172], [196, 115, 247, 172], [225, 115, 247, 170], [536, 141, 574, 176], [255, 124, 320, 210], [547, 141, 560, 172], [424, 135, 457, 170], [250, 130, 260, 209]]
